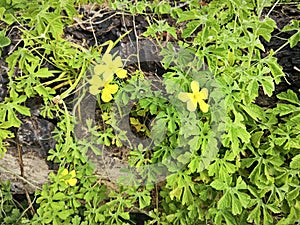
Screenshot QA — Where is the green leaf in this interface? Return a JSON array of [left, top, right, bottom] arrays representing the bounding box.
[[257, 17, 276, 42], [247, 79, 259, 101], [0, 7, 5, 19], [282, 20, 299, 32], [211, 179, 227, 191], [283, 20, 300, 47], [182, 186, 194, 205], [182, 21, 202, 38], [263, 207, 273, 225], [260, 76, 274, 97], [251, 131, 264, 148], [290, 154, 300, 169], [222, 210, 238, 225], [177, 152, 191, 165], [231, 194, 242, 215], [0, 30, 11, 47], [235, 176, 247, 190], [237, 192, 251, 208], [217, 191, 231, 209], [287, 187, 300, 202], [264, 56, 284, 79], [119, 212, 130, 220], [138, 194, 151, 209], [169, 186, 182, 201], [52, 192, 65, 200], [225, 112, 251, 155], [274, 103, 299, 117], [58, 210, 71, 220], [277, 89, 300, 105], [154, 2, 171, 14], [240, 104, 264, 122], [247, 204, 261, 224], [33, 68, 54, 78], [177, 10, 203, 22], [95, 213, 105, 222], [34, 85, 56, 99], [289, 31, 300, 48]]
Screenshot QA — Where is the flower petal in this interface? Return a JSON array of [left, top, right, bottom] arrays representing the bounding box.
[[101, 88, 113, 102], [178, 92, 190, 102], [61, 169, 68, 176], [102, 70, 114, 82], [69, 170, 76, 178], [114, 56, 123, 68], [115, 68, 127, 78], [105, 84, 118, 94], [198, 88, 208, 99], [190, 81, 199, 93], [67, 178, 77, 186], [187, 99, 197, 112], [102, 53, 113, 65], [89, 85, 101, 95], [94, 64, 106, 75], [198, 100, 209, 113], [89, 75, 104, 86]]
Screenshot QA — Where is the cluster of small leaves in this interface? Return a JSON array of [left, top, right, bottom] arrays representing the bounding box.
[[0, 181, 25, 224], [1, 0, 300, 225], [129, 1, 300, 225]]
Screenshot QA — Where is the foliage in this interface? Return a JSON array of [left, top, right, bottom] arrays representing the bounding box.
[[0, 0, 300, 225]]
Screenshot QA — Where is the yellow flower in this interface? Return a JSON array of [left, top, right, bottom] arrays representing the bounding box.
[[94, 53, 127, 81], [60, 169, 77, 186], [178, 81, 209, 112], [88, 75, 118, 102], [88, 75, 106, 95], [101, 82, 118, 102]]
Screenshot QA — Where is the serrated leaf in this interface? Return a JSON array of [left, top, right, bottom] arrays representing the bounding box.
[[274, 104, 298, 116], [223, 210, 238, 225], [235, 176, 247, 190], [282, 20, 299, 32], [237, 192, 251, 208], [231, 194, 243, 215], [247, 204, 261, 224], [263, 207, 273, 225], [277, 89, 300, 105], [217, 191, 231, 209], [169, 186, 182, 201], [258, 17, 276, 42], [33, 68, 54, 78], [155, 2, 171, 14], [177, 152, 191, 164], [138, 194, 151, 209], [211, 179, 227, 191], [289, 30, 300, 48], [240, 104, 264, 122], [248, 79, 259, 101], [182, 186, 194, 205], [265, 57, 284, 78], [95, 213, 105, 222], [261, 76, 274, 97]]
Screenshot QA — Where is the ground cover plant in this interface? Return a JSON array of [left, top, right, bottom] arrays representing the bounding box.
[[0, 0, 300, 224]]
